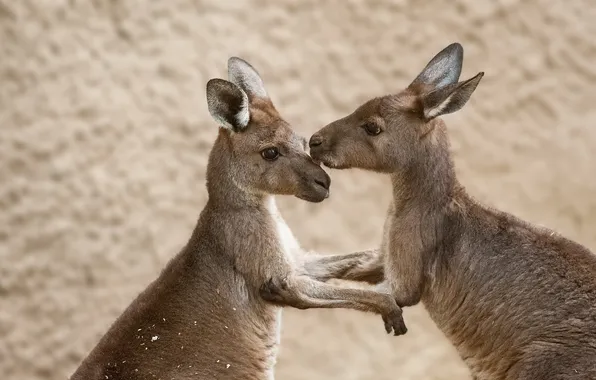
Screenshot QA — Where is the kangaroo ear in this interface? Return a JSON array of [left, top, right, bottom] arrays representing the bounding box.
[[421, 72, 484, 121], [206, 78, 250, 132], [410, 43, 464, 89], [227, 57, 268, 99]]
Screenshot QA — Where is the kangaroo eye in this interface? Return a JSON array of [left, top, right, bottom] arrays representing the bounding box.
[[261, 147, 280, 161], [363, 123, 382, 136]]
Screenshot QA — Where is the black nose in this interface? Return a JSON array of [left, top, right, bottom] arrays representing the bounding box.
[[314, 172, 331, 190], [309, 134, 323, 148]]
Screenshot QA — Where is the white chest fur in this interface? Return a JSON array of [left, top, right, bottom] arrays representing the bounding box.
[[263, 197, 301, 379], [266, 197, 301, 259]]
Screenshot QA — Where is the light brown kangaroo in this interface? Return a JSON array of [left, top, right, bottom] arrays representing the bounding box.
[[302, 43, 596, 379], [69, 57, 406, 380]]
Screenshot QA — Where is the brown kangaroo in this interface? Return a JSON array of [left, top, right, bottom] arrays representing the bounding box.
[[69, 57, 405, 380], [304, 43, 596, 379]]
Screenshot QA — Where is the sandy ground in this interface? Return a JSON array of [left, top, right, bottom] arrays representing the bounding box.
[[1, 1, 595, 379]]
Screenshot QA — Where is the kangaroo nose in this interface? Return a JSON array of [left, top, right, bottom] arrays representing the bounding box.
[[309, 134, 323, 148], [314, 172, 331, 190]]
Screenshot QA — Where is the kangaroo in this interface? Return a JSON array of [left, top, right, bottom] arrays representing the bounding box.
[[300, 43, 596, 379], [69, 57, 406, 380]]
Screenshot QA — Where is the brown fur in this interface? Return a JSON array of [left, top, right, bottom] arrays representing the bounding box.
[[307, 43, 596, 379], [69, 58, 404, 380]]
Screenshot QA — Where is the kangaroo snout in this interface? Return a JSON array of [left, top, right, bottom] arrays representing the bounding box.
[[309, 129, 341, 169], [308, 132, 329, 163], [314, 171, 331, 191], [309, 133, 323, 148], [297, 167, 330, 203]]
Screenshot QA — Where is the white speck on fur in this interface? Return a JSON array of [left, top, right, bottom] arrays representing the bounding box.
[[151, 336, 159, 342], [216, 360, 220, 363], [226, 364, 230, 369], [162, 318, 166, 321], [232, 307, 236, 311], [137, 329, 141, 331]]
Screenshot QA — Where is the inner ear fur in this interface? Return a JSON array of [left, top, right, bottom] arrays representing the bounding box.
[[206, 78, 250, 132], [420, 72, 484, 121]]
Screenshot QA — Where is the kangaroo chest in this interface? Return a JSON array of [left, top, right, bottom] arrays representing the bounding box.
[[263, 198, 301, 378], [380, 204, 413, 288], [266, 198, 301, 259]]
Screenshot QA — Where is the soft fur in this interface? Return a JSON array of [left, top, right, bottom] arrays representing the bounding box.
[[69, 57, 404, 380], [306, 43, 596, 380]]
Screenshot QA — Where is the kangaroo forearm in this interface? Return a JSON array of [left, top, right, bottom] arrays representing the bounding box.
[[301, 249, 384, 284], [262, 274, 384, 311], [260, 274, 407, 335]]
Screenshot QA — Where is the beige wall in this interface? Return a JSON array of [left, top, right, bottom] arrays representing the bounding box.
[[2, 1, 595, 379]]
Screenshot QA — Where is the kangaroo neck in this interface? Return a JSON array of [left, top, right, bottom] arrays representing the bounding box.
[[389, 139, 457, 215]]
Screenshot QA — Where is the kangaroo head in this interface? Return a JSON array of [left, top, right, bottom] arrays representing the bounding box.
[[309, 43, 483, 173], [206, 57, 330, 203]]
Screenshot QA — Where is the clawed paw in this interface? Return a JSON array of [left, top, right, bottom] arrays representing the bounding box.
[[382, 308, 407, 336]]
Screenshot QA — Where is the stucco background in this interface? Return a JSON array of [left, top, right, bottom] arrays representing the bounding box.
[[1, 1, 595, 379]]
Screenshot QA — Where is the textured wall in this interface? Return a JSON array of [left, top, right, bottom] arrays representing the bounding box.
[[1, 1, 595, 379]]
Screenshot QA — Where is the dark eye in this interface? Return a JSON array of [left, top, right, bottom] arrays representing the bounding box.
[[261, 147, 280, 161], [363, 123, 381, 136]]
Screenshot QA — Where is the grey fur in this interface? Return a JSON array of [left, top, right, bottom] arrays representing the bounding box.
[[307, 43, 596, 380], [69, 58, 405, 380]]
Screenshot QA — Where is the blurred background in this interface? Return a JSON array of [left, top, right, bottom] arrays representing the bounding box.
[[1, 0, 595, 379]]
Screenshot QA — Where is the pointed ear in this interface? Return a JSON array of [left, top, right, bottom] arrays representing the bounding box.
[[421, 72, 484, 121], [410, 43, 464, 89], [227, 57, 268, 99], [206, 78, 250, 132]]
